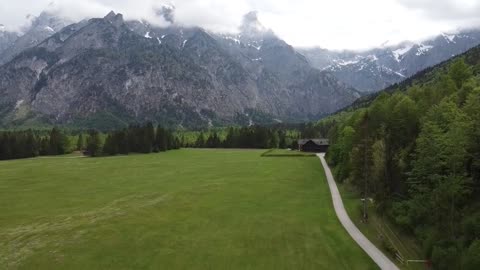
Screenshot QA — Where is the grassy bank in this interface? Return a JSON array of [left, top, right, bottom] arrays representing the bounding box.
[[337, 183, 426, 270]]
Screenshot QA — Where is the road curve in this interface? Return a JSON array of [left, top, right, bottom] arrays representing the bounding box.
[[317, 153, 399, 270]]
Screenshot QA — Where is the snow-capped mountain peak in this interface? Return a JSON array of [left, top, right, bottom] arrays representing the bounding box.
[[299, 28, 480, 93]]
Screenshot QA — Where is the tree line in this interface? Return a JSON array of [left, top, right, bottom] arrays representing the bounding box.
[[0, 128, 69, 160], [324, 57, 480, 269], [0, 122, 324, 161], [1, 124, 311, 161], [187, 126, 292, 149], [95, 123, 179, 157], [0, 123, 181, 160]]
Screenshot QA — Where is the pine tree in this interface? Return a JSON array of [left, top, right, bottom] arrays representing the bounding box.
[[166, 130, 175, 150], [449, 58, 472, 89], [77, 134, 85, 151], [103, 134, 117, 155], [143, 122, 155, 153], [86, 130, 102, 157], [224, 127, 237, 148], [206, 132, 221, 148], [155, 126, 167, 152], [117, 130, 129, 154], [269, 130, 279, 148], [40, 137, 49, 156], [195, 132, 206, 148], [279, 130, 287, 149], [48, 127, 68, 155], [24, 130, 39, 157]]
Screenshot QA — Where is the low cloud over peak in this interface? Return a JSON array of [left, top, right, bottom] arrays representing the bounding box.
[[0, 0, 479, 50]]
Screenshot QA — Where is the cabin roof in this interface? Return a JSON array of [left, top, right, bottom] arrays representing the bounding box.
[[298, 139, 329, 146]]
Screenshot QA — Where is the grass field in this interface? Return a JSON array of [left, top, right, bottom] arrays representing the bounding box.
[[0, 149, 377, 269]]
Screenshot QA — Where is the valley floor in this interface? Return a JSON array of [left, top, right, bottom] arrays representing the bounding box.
[[0, 149, 377, 269]]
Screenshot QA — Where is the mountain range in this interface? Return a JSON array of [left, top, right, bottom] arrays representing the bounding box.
[[1, 8, 480, 129], [300, 29, 480, 92], [0, 10, 359, 129]]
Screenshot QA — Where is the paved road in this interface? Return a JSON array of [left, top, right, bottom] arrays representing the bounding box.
[[317, 153, 400, 270]]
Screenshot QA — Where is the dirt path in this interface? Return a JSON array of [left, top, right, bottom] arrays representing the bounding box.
[[317, 153, 399, 270]]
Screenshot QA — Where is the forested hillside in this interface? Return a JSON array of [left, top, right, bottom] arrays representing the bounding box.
[[322, 46, 480, 269]]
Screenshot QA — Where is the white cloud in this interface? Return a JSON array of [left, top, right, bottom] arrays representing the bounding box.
[[0, 0, 479, 50], [397, 0, 480, 20]]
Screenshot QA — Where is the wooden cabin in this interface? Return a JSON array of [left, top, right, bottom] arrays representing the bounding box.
[[298, 139, 329, 153]]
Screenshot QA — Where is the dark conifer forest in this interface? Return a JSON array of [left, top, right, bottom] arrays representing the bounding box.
[[0, 124, 307, 160], [0, 128, 68, 160]]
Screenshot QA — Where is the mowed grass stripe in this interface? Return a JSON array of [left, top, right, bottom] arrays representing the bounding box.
[[0, 149, 377, 269]]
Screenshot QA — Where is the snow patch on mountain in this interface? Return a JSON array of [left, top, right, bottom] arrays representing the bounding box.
[[300, 28, 480, 93], [395, 71, 406, 78], [223, 36, 240, 44], [367, 55, 378, 61], [358, 63, 368, 71], [15, 100, 24, 109], [442, 33, 456, 43], [336, 59, 359, 66], [392, 45, 413, 62], [416, 44, 434, 56], [248, 43, 262, 50]]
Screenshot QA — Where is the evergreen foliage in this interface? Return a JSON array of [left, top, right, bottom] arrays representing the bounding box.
[[101, 123, 179, 157], [0, 128, 70, 160], [86, 130, 102, 157], [188, 126, 288, 149], [324, 55, 480, 269]]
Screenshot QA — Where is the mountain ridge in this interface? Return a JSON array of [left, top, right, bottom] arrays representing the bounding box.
[[0, 11, 359, 129], [300, 29, 480, 92], [334, 43, 480, 114]]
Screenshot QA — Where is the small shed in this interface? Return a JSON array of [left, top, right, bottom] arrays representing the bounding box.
[[298, 139, 329, 153]]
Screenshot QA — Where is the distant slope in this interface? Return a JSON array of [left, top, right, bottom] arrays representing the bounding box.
[[300, 29, 480, 92], [342, 44, 480, 111]]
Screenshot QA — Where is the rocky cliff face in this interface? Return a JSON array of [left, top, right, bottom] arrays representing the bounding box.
[[300, 29, 480, 92], [0, 11, 360, 129]]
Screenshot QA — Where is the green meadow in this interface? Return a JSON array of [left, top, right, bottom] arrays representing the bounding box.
[[0, 149, 376, 269]]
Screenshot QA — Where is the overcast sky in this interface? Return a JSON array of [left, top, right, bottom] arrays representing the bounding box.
[[1, 0, 480, 50]]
